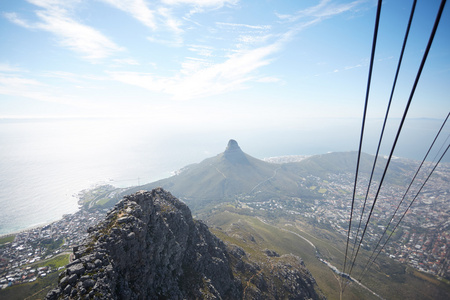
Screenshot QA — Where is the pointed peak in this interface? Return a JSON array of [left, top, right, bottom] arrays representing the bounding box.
[[226, 139, 241, 152], [223, 140, 248, 164]]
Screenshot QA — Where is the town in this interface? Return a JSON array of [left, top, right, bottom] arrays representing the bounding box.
[[243, 160, 450, 279], [0, 161, 448, 291], [0, 208, 108, 289]]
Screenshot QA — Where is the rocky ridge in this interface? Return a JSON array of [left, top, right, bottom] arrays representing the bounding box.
[[47, 188, 322, 299]]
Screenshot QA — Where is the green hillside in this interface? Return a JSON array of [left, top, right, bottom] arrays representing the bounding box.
[[123, 140, 417, 209], [204, 205, 450, 300], [124, 140, 321, 208]]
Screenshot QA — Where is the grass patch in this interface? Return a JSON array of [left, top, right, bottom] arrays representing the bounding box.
[[35, 253, 70, 270], [96, 197, 113, 206], [0, 254, 70, 299], [0, 271, 59, 300], [318, 188, 327, 193], [0, 235, 15, 245]]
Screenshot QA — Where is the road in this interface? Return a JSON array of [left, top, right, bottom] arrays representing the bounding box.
[[256, 217, 384, 299]]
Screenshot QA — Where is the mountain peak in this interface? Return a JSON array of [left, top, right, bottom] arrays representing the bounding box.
[[223, 139, 249, 164], [226, 139, 241, 151]]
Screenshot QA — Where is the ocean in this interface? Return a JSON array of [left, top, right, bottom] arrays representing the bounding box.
[[0, 117, 447, 235]]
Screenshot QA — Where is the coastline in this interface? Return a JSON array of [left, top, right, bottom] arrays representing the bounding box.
[[0, 220, 62, 239], [0, 183, 123, 238]]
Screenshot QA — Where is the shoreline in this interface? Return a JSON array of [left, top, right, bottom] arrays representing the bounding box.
[[0, 183, 126, 239], [0, 220, 62, 239]]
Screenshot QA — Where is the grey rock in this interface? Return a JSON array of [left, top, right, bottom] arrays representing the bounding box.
[[94, 259, 102, 267], [86, 262, 95, 270], [83, 279, 96, 289], [67, 273, 78, 284], [60, 275, 69, 288], [67, 263, 85, 276], [63, 283, 71, 295], [46, 188, 322, 300]]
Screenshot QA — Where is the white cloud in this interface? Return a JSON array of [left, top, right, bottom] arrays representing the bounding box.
[[99, 0, 157, 30], [106, 0, 367, 100], [216, 22, 271, 30], [188, 45, 215, 57], [41, 70, 107, 82], [0, 71, 107, 111], [4, 0, 123, 62], [0, 75, 42, 87], [36, 10, 124, 60], [0, 74, 74, 106], [237, 34, 272, 45], [112, 58, 141, 66], [157, 6, 184, 34], [3, 12, 33, 28], [109, 40, 281, 100], [147, 34, 183, 47], [0, 63, 26, 73], [180, 57, 211, 75], [162, 0, 238, 8], [277, 0, 364, 22]]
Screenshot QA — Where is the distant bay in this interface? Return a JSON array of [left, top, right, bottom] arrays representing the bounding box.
[[0, 117, 446, 235]]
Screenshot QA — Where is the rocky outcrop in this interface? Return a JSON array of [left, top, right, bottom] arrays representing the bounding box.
[[47, 188, 241, 299], [47, 188, 323, 299], [223, 139, 250, 165], [228, 245, 323, 300]]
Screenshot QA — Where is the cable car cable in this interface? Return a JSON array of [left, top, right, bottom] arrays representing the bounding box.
[[348, 0, 417, 268], [347, 0, 447, 277], [357, 113, 449, 281]]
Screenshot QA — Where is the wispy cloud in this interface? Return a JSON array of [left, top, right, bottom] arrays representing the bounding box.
[[112, 58, 141, 66], [108, 0, 367, 100], [41, 70, 107, 82], [276, 0, 364, 22], [0, 73, 78, 106], [99, 0, 157, 30], [0, 61, 106, 109], [216, 22, 271, 30], [188, 45, 215, 57], [162, 0, 239, 8], [109, 40, 281, 100], [3, 12, 34, 28], [0, 62, 27, 73], [4, 0, 124, 62]]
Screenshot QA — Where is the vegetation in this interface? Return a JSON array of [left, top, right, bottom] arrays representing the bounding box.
[[0, 254, 70, 300], [78, 184, 117, 210], [0, 271, 59, 300], [205, 204, 449, 300], [34, 253, 70, 270], [0, 235, 15, 245]]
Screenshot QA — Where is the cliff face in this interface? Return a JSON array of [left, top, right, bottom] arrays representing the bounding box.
[[47, 188, 322, 299]]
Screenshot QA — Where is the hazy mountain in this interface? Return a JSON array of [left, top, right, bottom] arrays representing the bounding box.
[[122, 140, 312, 207], [123, 140, 416, 209]]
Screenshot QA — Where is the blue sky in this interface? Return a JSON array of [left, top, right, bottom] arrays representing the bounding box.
[[0, 0, 449, 131]]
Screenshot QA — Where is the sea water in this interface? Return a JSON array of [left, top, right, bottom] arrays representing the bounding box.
[[0, 117, 446, 235], [0, 118, 190, 235]]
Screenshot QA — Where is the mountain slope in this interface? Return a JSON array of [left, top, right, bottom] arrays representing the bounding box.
[[125, 140, 317, 206], [46, 188, 323, 299], [123, 140, 415, 209]]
